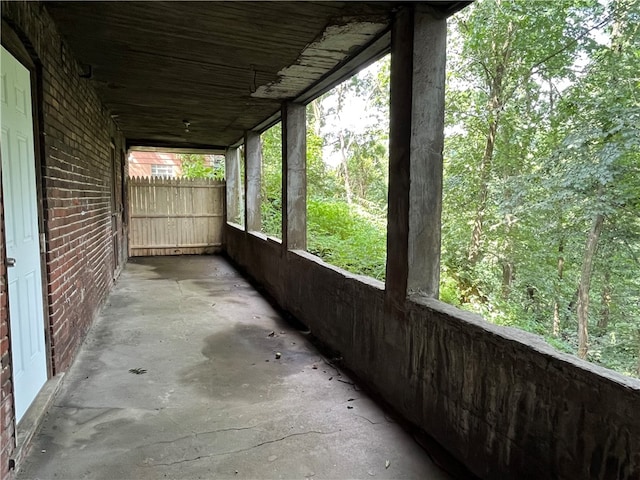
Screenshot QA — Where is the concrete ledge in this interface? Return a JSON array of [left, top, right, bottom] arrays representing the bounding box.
[[247, 230, 283, 250], [412, 295, 640, 389], [247, 230, 268, 241], [13, 374, 65, 472], [289, 249, 385, 290], [225, 221, 244, 231]]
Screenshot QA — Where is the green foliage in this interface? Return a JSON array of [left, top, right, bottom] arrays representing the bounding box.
[[179, 154, 224, 180], [306, 110, 336, 198], [300, 60, 390, 280], [442, 0, 640, 377], [307, 199, 386, 280], [254, 63, 391, 279], [440, 267, 463, 306], [261, 123, 283, 238]]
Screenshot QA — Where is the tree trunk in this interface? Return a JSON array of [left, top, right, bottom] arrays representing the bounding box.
[[501, 223, 514, 300], [466, 19, 512, 265], [598, 269, 611, 330], [576, 213, 604, 359], [552, 238, 565, 337], [467, 115, 498, 265], [338, 129, 353, 204], [311, 100, 323, 136], [335, 83, 353, 204], [637, 329, 640, 377], [501, 260, 514, 299]]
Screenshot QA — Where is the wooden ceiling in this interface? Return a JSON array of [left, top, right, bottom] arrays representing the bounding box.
[[46, 2, 469, 150]]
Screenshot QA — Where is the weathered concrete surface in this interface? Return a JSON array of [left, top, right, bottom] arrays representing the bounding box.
[[16, 256, 450, 480], [225, 147, 242, 223], [245, 131, 261, 233], [252, 20, 388, 100], [283, 102, 307, 250], [387, 6, 446, 303], [225, 225, 640, 480]]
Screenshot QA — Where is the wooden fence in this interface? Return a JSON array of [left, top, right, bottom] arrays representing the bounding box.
[[128, 177, 225, 256]]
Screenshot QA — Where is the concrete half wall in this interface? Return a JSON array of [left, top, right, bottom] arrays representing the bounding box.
[[225, 224, 640, 480]]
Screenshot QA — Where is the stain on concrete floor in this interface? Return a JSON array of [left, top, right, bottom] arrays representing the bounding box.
[[17, 255, 451, 480]]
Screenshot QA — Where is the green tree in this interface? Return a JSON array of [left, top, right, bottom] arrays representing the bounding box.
[[260, 123, 283, 238], [538, 0, 640, 360], [179, 154, 224, 180], [442, 0, 640, 376]]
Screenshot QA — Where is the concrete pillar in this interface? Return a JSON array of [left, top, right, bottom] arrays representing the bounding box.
[[282, 103, 307, 250], [225, 147, 242, 224], [385, 5, 446, 303], [245, 131, 261, 232]]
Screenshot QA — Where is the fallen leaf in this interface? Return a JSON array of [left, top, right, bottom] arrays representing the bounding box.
[[268, 331, 275, 337], [385, 460, 390, 469]]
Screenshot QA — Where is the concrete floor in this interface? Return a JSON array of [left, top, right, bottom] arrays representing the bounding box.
[[17, 256, 452, 480]]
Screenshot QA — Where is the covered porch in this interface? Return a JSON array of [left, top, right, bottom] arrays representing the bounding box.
[[1, 1, 638, 479]]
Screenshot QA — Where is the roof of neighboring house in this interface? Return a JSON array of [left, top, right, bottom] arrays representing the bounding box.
[[128, 151, 181, 166]]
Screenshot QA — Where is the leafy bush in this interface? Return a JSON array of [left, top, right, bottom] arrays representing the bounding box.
[[179, 154, 224, 180], [307, 199, 386, 280]]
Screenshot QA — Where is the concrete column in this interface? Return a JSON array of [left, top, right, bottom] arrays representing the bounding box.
[[225, 147, 242, 224], [245, 131, 261, 232], [282, 103, 307, 250], [244, 131, 262, 232], [385, 5, 446, 303]]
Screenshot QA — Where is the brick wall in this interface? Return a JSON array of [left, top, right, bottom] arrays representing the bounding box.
[[1, 2, 126, 476]]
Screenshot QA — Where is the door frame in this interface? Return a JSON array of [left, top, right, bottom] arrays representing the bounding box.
[[1, 21, 53, 391]]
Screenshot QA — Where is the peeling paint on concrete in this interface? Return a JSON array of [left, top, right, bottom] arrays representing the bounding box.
[[252, 20, 388, 99]]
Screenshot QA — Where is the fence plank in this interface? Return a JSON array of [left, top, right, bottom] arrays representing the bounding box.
[[128, 176, 225, 256]]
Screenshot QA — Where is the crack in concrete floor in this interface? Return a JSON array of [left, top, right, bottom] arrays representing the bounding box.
[[148, 430, 340, 467]]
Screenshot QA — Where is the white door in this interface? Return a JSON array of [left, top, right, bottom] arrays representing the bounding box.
[[1, 46, 47, 422]]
